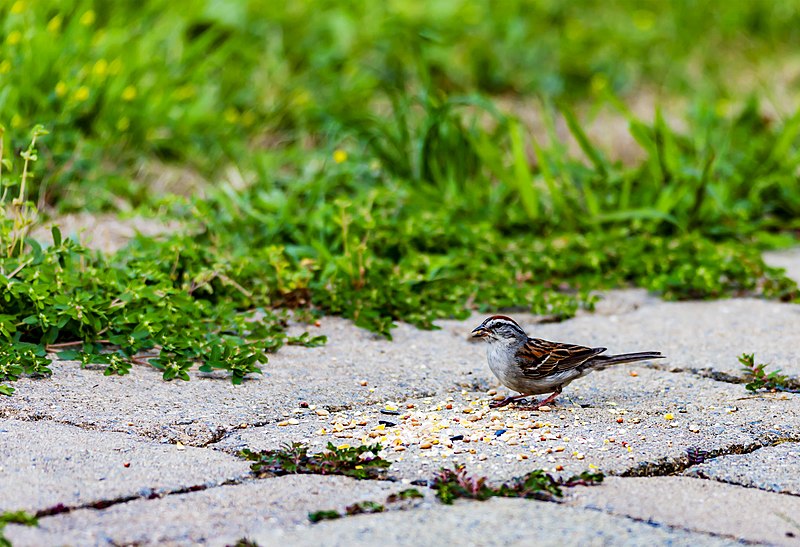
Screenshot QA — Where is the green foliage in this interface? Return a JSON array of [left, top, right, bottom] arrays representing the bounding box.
[[432, 465, 604, 504], [239, 443, 391, 480], [4, 1, 800, 210], [739, 353, 799, 393], [0, 510, 38, 547]]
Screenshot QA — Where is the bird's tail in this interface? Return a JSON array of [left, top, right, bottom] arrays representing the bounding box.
[[592, 351, 664, 369]]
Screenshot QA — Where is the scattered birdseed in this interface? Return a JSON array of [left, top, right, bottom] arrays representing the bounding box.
[[538, 406, 551, 412], [378, 420, 397, 427], [315, 409, 330, 416], [381, 410, 401, 416], [494, 429, 507, 436], [664, 413, 675, 420], [299, 401, 309, 408], [359, 381, 368, 386]]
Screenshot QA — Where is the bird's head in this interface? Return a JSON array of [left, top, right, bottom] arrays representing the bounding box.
[[471, 315, 527, 343]]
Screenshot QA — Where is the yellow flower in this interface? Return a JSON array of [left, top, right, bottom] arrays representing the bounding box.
[[121, 86, 137, 101], [333, 149, 348, 164], [0, 60, 11, 74], [73, 86, 90, 101], [47, 15, 62, 33], [92, 59, 108, 77], [116, 117, 130, 131], [223, 107, 239, 124], [55, 81, 67, 97], [80, 10, 95, 26], [11, 1, 24, 14], [7, 31, 22, 46]]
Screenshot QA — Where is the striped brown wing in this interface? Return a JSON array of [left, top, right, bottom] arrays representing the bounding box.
[[516, 338, 607, 380]]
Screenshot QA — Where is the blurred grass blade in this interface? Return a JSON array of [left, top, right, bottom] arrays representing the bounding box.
[[508, 119, 539, 221], [560, 105, 608, 176]]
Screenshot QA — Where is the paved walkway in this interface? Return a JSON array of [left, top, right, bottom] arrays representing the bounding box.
[[2, 251, 799, 546]]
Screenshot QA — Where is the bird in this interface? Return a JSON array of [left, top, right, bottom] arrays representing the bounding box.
[[471, 315, 664, 410]]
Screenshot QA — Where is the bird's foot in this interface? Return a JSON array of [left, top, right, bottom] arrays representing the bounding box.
[[489, 397, 517, 408], [515, 391, 561, 411]]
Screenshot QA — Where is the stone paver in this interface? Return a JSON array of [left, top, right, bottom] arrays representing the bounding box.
[[684, 442, 800, 496], [0, 419, 250, 513], [215, 366, 800, 482], [565, 476, 800, 546], [246, 497, 735, 547], [4, 475, 417, 547]]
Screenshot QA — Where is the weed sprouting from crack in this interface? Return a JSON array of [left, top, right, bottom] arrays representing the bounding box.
[[431, 465, 604, 505], [308, 489, 424, 523], [739, 353, 800, 393], [238, 442, 391, 480]]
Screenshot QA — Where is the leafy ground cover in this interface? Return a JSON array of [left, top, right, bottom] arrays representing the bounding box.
[[1, 1, 800, 393]]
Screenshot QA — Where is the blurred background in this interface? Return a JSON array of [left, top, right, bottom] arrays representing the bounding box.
[[2, 0, 800, 336]]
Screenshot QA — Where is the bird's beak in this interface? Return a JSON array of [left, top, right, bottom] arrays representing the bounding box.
[[471, 326, 488, 338]]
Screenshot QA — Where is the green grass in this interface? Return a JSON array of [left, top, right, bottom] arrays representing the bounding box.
[[2, 2, 800, 391]]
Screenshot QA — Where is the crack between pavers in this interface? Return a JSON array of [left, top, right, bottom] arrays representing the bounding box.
[[575, 504, 765, 545], [644, 362, 800, 392], [620, 434, 800, 478], [33, 475, 252, 521]]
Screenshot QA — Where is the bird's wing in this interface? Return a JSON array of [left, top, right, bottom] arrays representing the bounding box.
[[516, 338, 606, 380]]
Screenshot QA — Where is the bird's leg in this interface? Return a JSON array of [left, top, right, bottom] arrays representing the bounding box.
[[489, 394, 529, 408], [516, 387, 562, 411]]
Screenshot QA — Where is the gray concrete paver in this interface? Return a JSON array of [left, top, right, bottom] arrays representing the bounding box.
[[565, 476, 800, 546], [0, 419, 250, 513]]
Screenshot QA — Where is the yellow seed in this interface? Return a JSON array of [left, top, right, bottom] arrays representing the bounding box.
[[420, 442, 432, 449], [337, 444, 350, 450], [665, 413, 675, 421]]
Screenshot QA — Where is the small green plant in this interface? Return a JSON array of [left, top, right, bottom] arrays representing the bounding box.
[[308, 488, 423, 523], [739, 353, 799, 393], [239, 442, 391, 480], [307, 510, 343, 524], [386, 488, 424, 502], [0, 510, 38, 547], [431, 465, 604, 505]]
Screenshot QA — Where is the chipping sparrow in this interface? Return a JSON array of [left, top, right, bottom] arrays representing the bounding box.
[[471, 315, 664, 410]]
